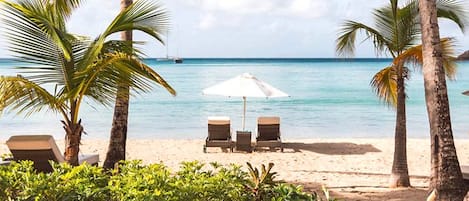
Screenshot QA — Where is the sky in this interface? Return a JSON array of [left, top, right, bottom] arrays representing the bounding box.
[[0, 0, 468, 58]]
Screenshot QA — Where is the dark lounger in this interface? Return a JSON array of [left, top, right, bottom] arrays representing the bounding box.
[[255, 116, 283, 152], [204, 116, 234, 153], [6, 135, 99, 172]]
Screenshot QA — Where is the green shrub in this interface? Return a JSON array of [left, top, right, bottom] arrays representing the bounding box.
[[0, 161, 109, 201], [0, 160, 337, 201], [108, 160, 172, 201], [172, 161, 249, 200]]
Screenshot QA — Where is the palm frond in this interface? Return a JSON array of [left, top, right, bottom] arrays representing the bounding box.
[[2, 0, 74, 60], [373, 1, 420, 53], [78, 0, 169, 72], [0, 0, 79, 89], [0, 75, 65, 116], [104, 0, 169, 43], [436, 0, 468, 32], [74, 52, 175, 107], [440, 38, 457, 79], [70, 35, 92, 68], [336, 21, 391, 57], [49, 0, 83, 20], [119, 55, 176, 96], [395, 1, 420, 50], [394, 38, 457, 79], [101, 40, 146, 59], [373, 3, 398, 52], [370, 66, 399, 107]]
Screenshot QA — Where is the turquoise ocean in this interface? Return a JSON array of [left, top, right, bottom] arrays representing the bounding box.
[[0, 58, 468, 140]]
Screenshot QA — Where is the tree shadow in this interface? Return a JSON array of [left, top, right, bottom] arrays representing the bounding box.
[[297, 170, 428, 180], [282, 142, 381, 155], [295, 181, 428, 201]]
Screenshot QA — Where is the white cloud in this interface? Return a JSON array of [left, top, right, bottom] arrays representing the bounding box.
[[189, 0, 275, 15], [66, 1, 120, 39], [184, 0, 332, 19], [285, 0, 329, 19], [186, 0, 335, 32], [199, 13, 216, 30]]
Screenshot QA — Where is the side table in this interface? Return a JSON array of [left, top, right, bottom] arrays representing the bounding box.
[[236, 131, 252, 152]]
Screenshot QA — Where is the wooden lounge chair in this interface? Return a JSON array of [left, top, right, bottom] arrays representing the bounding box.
[[254, 116, 283, 152], [461, 165, 469, 180], [6, 135, 99, 172], [204, 116, 234, 153]]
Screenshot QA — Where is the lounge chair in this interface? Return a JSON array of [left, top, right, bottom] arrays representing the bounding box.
[[461, 165, 469, 180], [6, 135, 99, 172], [204, 116, 234, 153], [254, 116, 283, 152]]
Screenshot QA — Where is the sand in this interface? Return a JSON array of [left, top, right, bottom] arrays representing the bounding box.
[[3, 138, 469, 200]]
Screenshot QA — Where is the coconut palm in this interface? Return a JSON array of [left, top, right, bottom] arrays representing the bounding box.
[[0, 0, 176, 165], [103, 0, 134, 170], [419, 0, 466, 199], [336, 0, 466, 187]]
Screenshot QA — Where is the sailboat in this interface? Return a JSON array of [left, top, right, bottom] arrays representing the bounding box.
[[158, 30, 183, 63]]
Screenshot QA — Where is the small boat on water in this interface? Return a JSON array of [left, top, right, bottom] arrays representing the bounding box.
[[156, 57, 183, 63], [174, 57, 183, 63]]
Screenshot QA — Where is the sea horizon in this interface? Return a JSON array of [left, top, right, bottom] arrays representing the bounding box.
[[0, 58, 468, 141]]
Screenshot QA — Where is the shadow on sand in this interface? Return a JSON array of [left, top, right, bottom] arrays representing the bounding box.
[[282, 142, 381, 155], [295, 181, 428, 201]]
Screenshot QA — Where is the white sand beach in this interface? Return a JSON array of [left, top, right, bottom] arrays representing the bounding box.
[[3, 138, 469, 200]]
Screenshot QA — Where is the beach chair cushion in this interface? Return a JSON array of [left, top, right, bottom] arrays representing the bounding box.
[[257, 117, 280, 141], [6, 135, 99, 172], [6, 135, 65, 163], [205, 116, 233, 152], [208, 116, 231, 140]]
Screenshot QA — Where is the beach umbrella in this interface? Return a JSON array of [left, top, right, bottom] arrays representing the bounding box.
[[463, 90, 469, 96], [202, 73, 288, 130]]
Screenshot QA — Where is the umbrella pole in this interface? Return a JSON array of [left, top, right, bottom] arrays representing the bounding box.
[[242, 96, 246, 131]]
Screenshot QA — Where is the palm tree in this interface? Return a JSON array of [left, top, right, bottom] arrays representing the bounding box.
[[336, 0, 466, 187], [0, 0, 176, 165], [103, 0, 133, 170], [419, 0, 466, 199]]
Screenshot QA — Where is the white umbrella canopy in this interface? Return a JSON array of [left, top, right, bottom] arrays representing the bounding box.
[[202, 73, 288, 130]]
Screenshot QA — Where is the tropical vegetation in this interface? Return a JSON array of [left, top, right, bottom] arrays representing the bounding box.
[[336, 0, 467, 187], [0, 161, 336, 201], [0, 0, 176, 165]]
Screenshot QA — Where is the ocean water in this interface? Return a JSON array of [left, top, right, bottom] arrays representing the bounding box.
[[0, 58, 468, 140]]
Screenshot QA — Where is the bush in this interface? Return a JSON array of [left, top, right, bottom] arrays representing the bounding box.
[[0, 161, 108, 201], [0, 160, 336, 201]]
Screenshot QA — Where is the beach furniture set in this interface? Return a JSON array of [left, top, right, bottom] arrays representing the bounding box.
[[1, 115, 282, 172], [203, 116, 283, 153]]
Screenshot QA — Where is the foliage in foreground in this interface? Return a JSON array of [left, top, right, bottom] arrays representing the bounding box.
[[0, 160, 337, 201]]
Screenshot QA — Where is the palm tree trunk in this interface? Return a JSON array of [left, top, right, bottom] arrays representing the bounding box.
[[419, 0, 466, 199], [63, 119, 83, 166], [389, 70, 410, 187], [103, 0, 133, 170]]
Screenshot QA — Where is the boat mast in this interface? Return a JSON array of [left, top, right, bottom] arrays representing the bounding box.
[[166, 29, 169, 59]]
